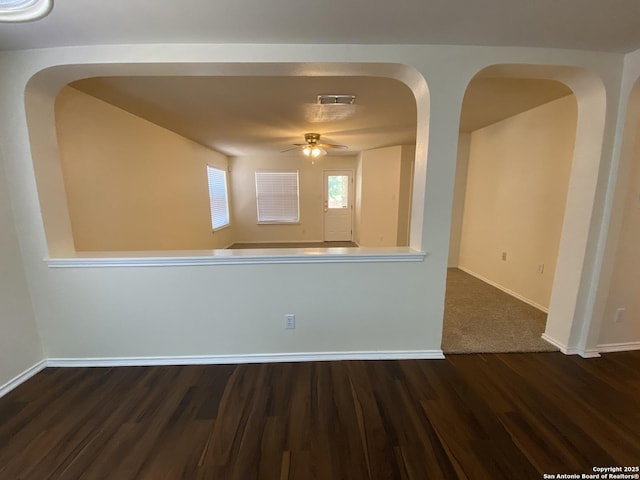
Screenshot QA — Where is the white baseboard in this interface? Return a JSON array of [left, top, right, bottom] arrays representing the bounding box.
[[541, 334, 601, 358], [541, 333, 572, 353], [597, 342, 640, 353], [0, 350, 443, 396], [579, 349, 602, 358], [457, 266, 548, 313], [0, 360, 47, 398], [46, 350, 445, 368]]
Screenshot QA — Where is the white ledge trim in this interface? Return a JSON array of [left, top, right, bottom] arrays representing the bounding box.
[[46, 247, 426, 268]]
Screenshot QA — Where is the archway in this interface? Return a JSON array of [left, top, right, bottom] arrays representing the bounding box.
[[445, 64, 607, 355]]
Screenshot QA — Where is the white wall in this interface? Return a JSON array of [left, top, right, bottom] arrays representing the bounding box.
[[599, 109, 640, 346], [0, 151, 43, 390], [354, 156, 363, 245], [357, 145, 403, 246], [396, 145, 415, 246], [229, 155, 358, 243], [0, 45, 626, 364], [458, 95, 577, 310], [448, 133, 470, 267], [55, 86, 234, 251]]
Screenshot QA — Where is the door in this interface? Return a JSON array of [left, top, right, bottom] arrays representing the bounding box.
[[323, 170, 353, 241]]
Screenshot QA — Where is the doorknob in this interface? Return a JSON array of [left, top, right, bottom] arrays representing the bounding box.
[[324, 208, 328, 212]]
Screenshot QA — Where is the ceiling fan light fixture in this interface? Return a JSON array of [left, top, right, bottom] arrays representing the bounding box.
[[0, 0, 51, 21], [302, 145, 325, 158]]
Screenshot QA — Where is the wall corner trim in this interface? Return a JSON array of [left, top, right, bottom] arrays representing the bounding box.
[[541, 333, 601, 358], [0, 360, 47, 399]]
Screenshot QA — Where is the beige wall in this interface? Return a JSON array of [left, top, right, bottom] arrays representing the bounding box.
[[229, 155, 358, 243], [458, 95, 577, 310], [600, 110, 640, 346], [0, 152, 43, 390], [0, 45, 625, 366], [354, 156, 363, 244], [55, 87, 234, 251], [357, 146, 404, 246], [396, 145, 415, 246], [448, 133, 471, 267]]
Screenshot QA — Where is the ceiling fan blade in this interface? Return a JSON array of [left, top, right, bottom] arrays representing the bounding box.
[[318, 143, 348, 150], [281, 146, 302, 153]]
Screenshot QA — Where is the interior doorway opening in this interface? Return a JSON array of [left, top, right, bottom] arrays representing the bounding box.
[[444, 70, 578, 353], [323, 170, 354, 242]]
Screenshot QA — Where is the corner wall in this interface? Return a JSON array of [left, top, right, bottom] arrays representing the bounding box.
[[357, 145, 405, 246], [0, 151, 43, 392], [55, 86, 233, 251], [448, 133, 470, 267], [458, 95, 577, 310], [599, 108, 640, 347], [396, 145, 415, 246]]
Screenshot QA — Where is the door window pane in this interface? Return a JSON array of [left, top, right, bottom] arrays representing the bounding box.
[[328, 175, 348, 208]]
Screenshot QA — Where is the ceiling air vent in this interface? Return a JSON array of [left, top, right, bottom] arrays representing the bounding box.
[[317, 94, 356, 105]]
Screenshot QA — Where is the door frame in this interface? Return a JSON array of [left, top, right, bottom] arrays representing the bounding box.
[[322, 169, 355, 242]]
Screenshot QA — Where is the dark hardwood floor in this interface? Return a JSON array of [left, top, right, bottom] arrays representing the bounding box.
[[1, 352, 639, 479]]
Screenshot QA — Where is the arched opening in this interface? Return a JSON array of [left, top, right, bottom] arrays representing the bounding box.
[[444, 64, 607, 354], [25, 63, 429, 262]]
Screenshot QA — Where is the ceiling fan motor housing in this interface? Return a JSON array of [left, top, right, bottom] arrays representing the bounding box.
[[304, 133, 321, 145]]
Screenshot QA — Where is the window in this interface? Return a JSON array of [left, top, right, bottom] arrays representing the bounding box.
[[207, 166, 230, 230], [255, 170, 299, 223]]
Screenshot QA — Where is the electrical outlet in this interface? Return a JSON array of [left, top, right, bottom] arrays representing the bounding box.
[[501, 252, 507, 261], [614, 308, 625, 323], [284, 314, 296, 329]]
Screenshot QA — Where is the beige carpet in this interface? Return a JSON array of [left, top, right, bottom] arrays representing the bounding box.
[[443, 268, 558, 353]]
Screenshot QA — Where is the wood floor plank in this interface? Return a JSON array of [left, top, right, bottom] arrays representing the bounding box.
[[1, 352, 639, 479]]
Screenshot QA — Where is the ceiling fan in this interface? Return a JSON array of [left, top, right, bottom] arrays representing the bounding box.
[[282, 133, 348, 158]]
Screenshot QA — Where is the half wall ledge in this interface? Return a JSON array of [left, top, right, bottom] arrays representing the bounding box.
[[45, 247, 427, 268]]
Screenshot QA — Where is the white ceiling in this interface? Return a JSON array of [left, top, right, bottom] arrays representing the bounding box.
[[71, 76, 418, 157], [70, 75, 572, 156], [1, 0, 640, 53], [0, 0, 620, 156]]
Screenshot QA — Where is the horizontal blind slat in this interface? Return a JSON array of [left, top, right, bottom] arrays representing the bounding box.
[[255, 170, 299, 223]]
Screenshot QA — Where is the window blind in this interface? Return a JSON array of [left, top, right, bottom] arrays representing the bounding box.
[[255, 170, 299, 223], [207, 166, 230, 230]]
